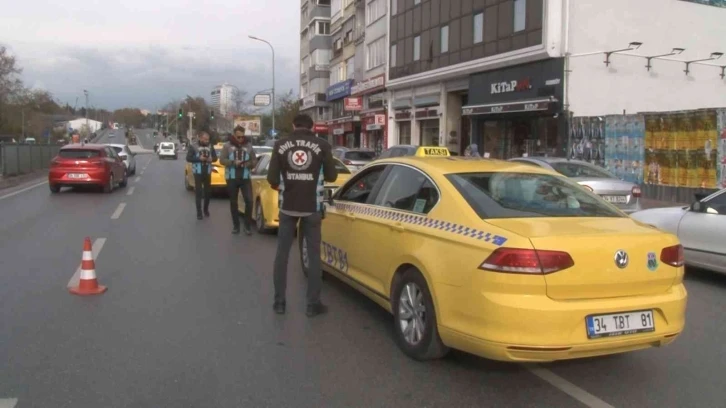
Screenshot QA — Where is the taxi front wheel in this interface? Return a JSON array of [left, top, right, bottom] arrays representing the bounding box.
[[392, 269, 449, 361]]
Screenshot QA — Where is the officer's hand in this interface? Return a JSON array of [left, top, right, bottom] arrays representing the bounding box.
[[234, 160, 242, 166]]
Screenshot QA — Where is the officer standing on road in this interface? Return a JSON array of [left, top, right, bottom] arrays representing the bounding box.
[[268, 114, 338, 317], [220, 126, 257, 235], [186, 131, 217, 220]]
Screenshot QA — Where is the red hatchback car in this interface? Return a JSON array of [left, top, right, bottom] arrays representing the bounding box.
[[49, 144, 128, 193]]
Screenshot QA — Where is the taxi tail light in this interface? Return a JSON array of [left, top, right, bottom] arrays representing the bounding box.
[[631, 186, 642, 198], [480, 248, 575, 275], [660, 244, 684, 267]]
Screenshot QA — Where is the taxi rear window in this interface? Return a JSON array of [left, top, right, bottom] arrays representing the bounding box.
[[446, 172, 624, 219]]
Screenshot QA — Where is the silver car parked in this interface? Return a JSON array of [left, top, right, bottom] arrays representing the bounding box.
[[508, 157, 642, 213], [332, 148, 376, 172], [631, 188, 726, 275], [106, 143, 137, 175]]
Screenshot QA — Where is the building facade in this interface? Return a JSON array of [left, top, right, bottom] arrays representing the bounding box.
[[384, 0, 726, 163], [325, 0, 367, 147], [210, 83, 240, 119], [300, 0, 334, 136]]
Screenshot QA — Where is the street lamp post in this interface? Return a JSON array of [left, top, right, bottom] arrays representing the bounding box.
[[249, 35, 276, 139]]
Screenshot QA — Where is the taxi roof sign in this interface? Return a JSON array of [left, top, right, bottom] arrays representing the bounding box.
[[415, 146, 450, 157]]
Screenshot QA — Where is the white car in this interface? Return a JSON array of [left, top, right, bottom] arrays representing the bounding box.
[[106, 143, 137, 175], [630, 188, 726, 274], [158, 142, 177, 160]]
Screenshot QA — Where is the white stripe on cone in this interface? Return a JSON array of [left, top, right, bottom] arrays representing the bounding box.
[[82, 251, 93, 261], [80, 268, 97, 280]]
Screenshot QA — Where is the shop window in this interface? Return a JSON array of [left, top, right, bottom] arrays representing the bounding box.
[[398, 121, 412, 145], [390, 44, 397, 67], [413, 36, 421, 61], [514, 0, 527, 32], [420, 119, 439, 146], [338, 166, 387, 203], [474, 13, 484, 44], [374, 166, 439, 214], [391, 0, 397, 15]]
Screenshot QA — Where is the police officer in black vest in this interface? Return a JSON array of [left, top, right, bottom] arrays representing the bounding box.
[[268, 114, 338, 317]]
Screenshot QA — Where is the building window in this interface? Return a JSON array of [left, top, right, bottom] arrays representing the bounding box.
[[414, 0, 420, 5], [317, 0, 331, 5], [366, 0, 386, 25], [330, 62, 346, 83], [390, 44, 397, 67], [301, 57, 309, 74], [473, 13, 483, 44], [331, 0, 341, 18], [312, 49, 331, 65], [367, 37, 386, 70], [317, 21, 331, 35], [391, 0, 397, 15], [413, 36, 421, 61], [346, 57, 355, 79], [514, 0, 526, 32], [440, 25, 449, 53], [300, 83, 309, 98]]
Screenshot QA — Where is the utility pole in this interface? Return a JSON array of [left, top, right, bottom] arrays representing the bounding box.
[[188, 111, 194, 140], [83, 90, 89, 135]]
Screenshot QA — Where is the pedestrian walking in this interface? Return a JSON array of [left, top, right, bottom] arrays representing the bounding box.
[[186, 131, 217, 220], [220, 127, 257, 235], [267, 114, 338, 317]]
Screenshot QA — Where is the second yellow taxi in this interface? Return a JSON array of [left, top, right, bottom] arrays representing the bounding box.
[[299, 147, 687, 363], [238, 152, 353, 233]]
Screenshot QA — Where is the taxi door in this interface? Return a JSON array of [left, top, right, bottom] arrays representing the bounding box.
[[347, 164, 436, 295], [321, 165, 388, 282]]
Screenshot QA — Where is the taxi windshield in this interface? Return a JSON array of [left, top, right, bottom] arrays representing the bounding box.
[[446, 172, 624, 219]]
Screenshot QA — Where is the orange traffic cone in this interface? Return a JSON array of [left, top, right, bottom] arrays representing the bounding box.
[[69, 237, 107, 296]]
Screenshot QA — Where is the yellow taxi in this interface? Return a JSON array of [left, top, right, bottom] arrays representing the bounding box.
[[184, 143, 227, 191], [299, 151, 687, 362], [239, 153, 353, 233]]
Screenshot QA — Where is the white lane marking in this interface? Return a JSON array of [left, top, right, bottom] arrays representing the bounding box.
[[0, 180, 48, 201], [66, 238, 106, 288], [111, 203, 126, 219], [126, 186, 135, 196], [526, 365, 615, 408], [0, 399, 18, 408], [134, 176, 141, 183]]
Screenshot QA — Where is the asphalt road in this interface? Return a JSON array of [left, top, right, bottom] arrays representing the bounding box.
[[0, 134, 725, 407]]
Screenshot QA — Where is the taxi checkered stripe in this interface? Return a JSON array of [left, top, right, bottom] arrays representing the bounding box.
[[332, 203, 508, 246]]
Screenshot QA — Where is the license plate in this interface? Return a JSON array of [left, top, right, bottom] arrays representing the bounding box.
[[602, 195, 628, 204], [586, 310, 655, 339], [67, 173, 88, 179]]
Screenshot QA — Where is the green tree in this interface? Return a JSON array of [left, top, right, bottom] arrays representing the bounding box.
[[259, 89, 300, 139]]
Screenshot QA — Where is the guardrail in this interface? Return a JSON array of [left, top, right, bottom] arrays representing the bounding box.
[[0, 144, 62, 177]]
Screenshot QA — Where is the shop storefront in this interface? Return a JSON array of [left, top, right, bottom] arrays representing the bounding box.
[[351, 74, 387, 153], [390, 85, 443, 147], [462, 58, 566, 159], [326, 79, 360, 147]]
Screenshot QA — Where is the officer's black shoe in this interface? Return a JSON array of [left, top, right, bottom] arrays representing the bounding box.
[[243, 226, 252, 236], [306, 303, 328, 318], [232, 226, 241, 235], [273, 302, 286, 315], [197, 214, 203, 220], [204, 210, 210, 217]]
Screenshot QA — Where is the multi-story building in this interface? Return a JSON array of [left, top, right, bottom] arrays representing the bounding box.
[[300, 0, 333, 136], [352, 0, 389, 153], [210, 83, 240, 119], [325, 0, 367, 147], [385, 0, 726, 163]]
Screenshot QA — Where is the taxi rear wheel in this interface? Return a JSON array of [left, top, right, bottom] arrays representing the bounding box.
[[298, 234, 326, 280], [255, 200, 273, 234], [392, 269, 449, 361]]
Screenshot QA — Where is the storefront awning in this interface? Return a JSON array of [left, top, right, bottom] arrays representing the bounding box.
[[461, 97, 558, 116]]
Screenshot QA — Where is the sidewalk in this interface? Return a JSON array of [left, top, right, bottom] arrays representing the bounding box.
[[0, 171, 46, 191]]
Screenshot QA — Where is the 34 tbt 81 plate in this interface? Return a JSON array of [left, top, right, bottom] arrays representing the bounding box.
[[586, 310, 655, 339]]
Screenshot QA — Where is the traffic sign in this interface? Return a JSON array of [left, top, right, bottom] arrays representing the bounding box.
[[254, 93, 272, 106]]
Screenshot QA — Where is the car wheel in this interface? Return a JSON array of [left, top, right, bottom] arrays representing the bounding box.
[[298, 233, 326, 280], [119, 170, 128, 188], [49, 184, 61, 194], [391, 268, 450, 361], [255, 200, 272, 234], [104, 174, 114, 193]]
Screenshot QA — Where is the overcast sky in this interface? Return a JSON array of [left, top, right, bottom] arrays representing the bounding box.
[[1, 0, 300, 111]]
